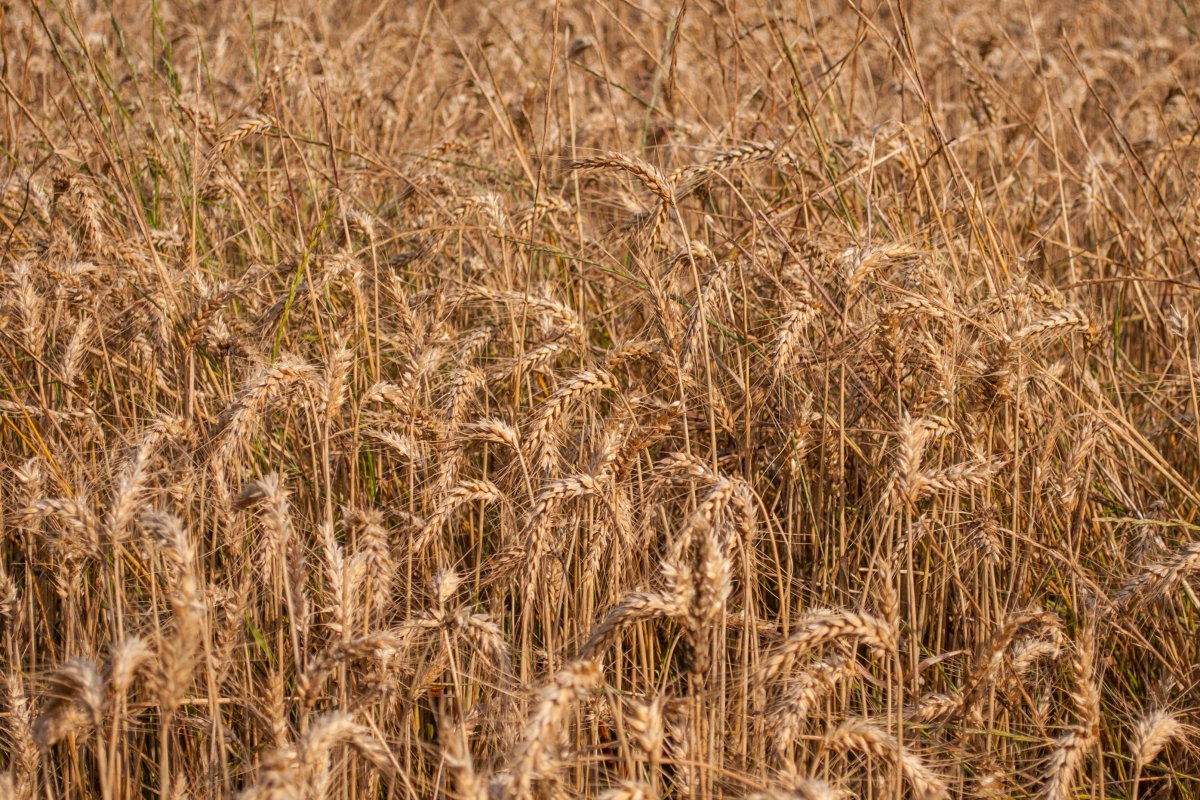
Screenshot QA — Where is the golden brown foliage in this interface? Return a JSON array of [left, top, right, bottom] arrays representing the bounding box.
[[2, 0, 1200, 797]]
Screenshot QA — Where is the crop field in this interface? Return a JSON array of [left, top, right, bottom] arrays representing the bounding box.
[[1, 0, 1199, 797]]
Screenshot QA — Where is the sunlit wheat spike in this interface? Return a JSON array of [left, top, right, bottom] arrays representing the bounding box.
[[905, 457, 1000, 502], [511, 660, 603, 798], [839, 243, 921, 305], [906, 692, 964, 724], [525, 369, 617, 475], [756, 611, 895, 687], [320, 333, 355, 422], [571, 152, 675, 204], [447, 287, 583, 336], [140, 512, 203, 714], [622, 695, 666, 764], [59, 314, 93, 385], [579, 591, 682, 657], [21, 497, 102, 560], [235, 745, 303, 800], [453, 608, 513, 678], [440, 708, 488, 800], [1117, 539, 1200, 606], [653, 451, 718, 483], [416, 479, 505, 557], [605, 339, 666, 370], [599, 781, 654, 800], [346, 506, 395, 617], [487, 341, 567, 382], [1036, 726, 1092, 800], [773, 300, 821, 382], [233, 473, 296, 589], [1016, 309, 1092, 343], [769, 655, 858, 756], [825, 718, 948, 800], [671, 140, 778, 197], [107, 635, 153, 699], [1130, 709, 1193, 771], [457, 417, 522, 452], [751, 780, 850, 800], [0, 399, 95, 423], [33, 657, 104, 748], [201, 114, 275, 178], [209, 355, 316, 501], [959, 610, 1060, 719], [365, 429, 425, 464], [1009, 634, 1064, 677], [522, 472, 605, 612], [5, 677, 39, 793], [104, 419, 182, 544], [239, 711, 393, 800], [300, 710, 395, 775], [1069, 631, 1100, 737]]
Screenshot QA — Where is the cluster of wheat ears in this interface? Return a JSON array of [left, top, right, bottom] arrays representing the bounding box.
[[2, 0, 1200, 798]]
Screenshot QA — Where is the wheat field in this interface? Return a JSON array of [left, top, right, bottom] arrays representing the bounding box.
[[1, 0, 1199, 798]]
